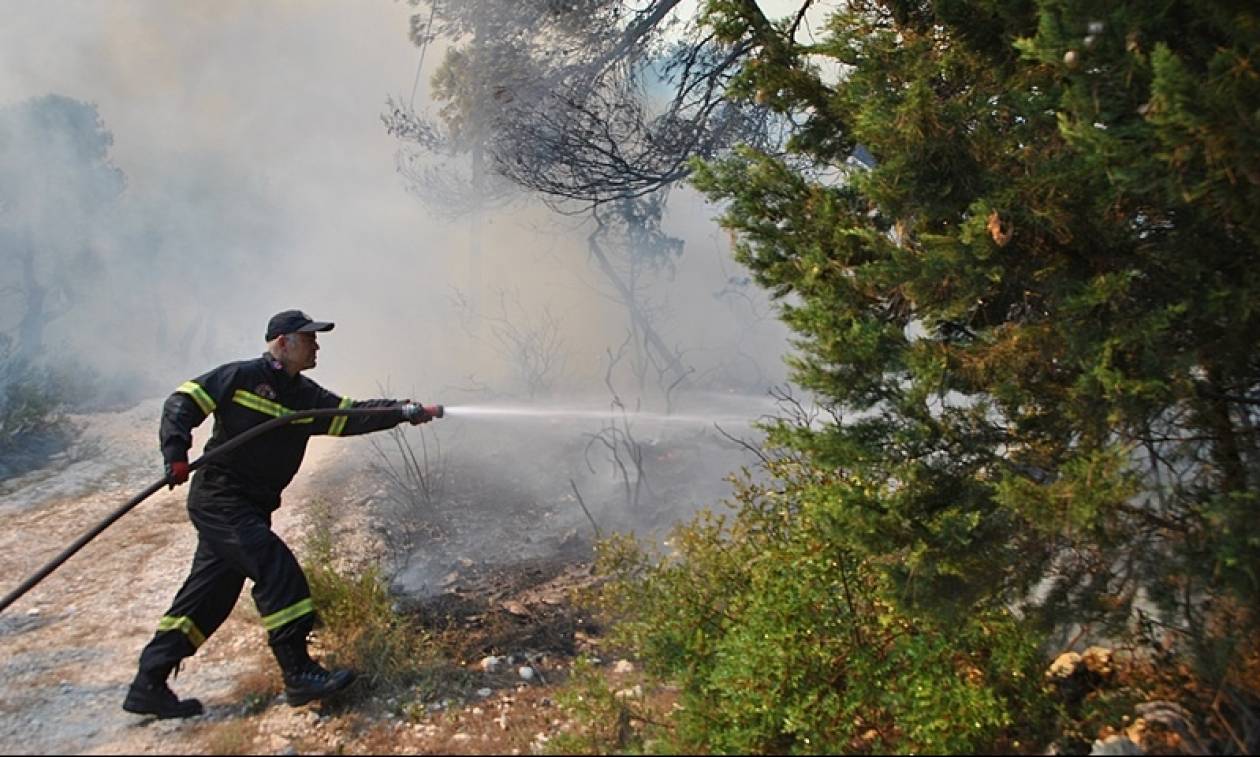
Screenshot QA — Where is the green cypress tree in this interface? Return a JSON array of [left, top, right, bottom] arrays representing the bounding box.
[[595, 0, 1259, 750], [696, 0, 1259, 636]]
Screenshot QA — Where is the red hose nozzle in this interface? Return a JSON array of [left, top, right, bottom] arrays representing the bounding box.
[[423, 404, 444, 419]]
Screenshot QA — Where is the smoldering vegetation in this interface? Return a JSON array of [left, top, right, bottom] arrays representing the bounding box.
[[326, 393, 776, 601]]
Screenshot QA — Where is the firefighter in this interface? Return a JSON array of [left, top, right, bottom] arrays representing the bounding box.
[[122, 309, 434, 719]]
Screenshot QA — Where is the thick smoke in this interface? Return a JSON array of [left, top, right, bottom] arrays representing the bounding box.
[[1, 3, 793, 572], [2, 2, 789, 404]]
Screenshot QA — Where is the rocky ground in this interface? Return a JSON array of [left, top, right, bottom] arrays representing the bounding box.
[[0, 400, 704, 755]]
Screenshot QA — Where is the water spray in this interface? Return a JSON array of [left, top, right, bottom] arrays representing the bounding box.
[[441, 403, 757, 427], [0, 398, 763, 616]]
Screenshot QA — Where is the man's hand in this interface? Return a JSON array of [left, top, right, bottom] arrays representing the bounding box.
[[165, 461, 190, 489], [400, 402, 433, 425]]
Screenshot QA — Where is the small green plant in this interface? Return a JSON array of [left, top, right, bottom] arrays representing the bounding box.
[[546, 656, 668, 755], [302, 502, 433, 692]]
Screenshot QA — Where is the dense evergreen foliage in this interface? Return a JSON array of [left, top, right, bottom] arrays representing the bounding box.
[[596, 0, 1260, 751]]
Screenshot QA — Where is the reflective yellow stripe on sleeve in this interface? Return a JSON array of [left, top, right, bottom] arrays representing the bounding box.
[[177, 381, 216, 415], [327, 397, 353, 436], [260, 597, 315, 631], [156, 615, 206, 648], [231, 390, 314, 424]]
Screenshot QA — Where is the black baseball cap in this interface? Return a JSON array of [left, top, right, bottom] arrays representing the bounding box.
[[265, 310, 335, 341]]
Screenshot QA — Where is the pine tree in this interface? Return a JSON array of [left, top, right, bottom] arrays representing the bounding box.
[[698, 0, 1259, 631], [596, 0, 1260, 751]]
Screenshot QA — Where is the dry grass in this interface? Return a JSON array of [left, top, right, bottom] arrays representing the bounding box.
[[230, 664, 283, 715], [196, 666, 279, 756], [200, 718, 259, 756]]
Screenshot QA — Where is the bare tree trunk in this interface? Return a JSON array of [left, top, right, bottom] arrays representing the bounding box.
[[466, 142, 485, 342], [586, 224, 690, 387], [1204, 362, 1247, 494]]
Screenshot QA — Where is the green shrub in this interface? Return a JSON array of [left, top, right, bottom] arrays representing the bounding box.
[[0, 334, 79, 479], [302, 508, 433, 690], [545, 656, 662, 755], [596, 461, 1057, 754]]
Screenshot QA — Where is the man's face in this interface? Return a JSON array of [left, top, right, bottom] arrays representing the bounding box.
[[283, 331, 319, 372]]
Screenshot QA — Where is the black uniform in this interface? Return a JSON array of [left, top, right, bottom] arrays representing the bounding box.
[[136, 353, 404, 678]]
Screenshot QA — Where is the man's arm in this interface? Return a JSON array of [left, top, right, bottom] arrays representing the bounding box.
[[159, 364, 239, 471], [308, 384, 408, 438]]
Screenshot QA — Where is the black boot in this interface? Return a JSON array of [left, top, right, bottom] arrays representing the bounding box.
[[122, 666, 204, 719], [273, 641, 355, 707]]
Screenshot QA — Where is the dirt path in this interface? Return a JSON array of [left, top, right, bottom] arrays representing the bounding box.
[[0, 400, 343, 755]]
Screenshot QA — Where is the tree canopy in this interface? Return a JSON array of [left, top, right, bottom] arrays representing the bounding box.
[[386, 0, 780, 211]]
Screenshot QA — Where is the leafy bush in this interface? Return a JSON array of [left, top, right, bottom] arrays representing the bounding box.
[[302, 504, 433, 690], [596, 459, 1058, 754], [545, 656, 660, 755], [0, 333, 79, 479]]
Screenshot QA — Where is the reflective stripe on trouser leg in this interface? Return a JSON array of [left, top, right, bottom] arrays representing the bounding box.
[[156, 615, 206, 647], [186, 503, 317, 647], [180, 500, 317, 648], [137, 535, 247, 677], [253, 552, 316, 648]]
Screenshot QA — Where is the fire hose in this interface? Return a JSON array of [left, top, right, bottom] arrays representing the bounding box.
[[0, 403, 444, 616]]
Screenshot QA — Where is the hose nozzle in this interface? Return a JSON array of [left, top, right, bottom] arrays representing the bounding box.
[[401, 403, 444, 422]]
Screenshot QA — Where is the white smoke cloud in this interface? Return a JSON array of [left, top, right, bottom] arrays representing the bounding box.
[[0, 0, 789, 409]]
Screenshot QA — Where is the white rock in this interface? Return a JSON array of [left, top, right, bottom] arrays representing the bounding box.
[[612, 659, 634, 674], [615, 684, 643, 700], [1090, 735, 1142, 755], [518, 666, 535, 681], [477, 687, 493, 698], [480, 655, 502, 673], [452, 733, 471, 742]]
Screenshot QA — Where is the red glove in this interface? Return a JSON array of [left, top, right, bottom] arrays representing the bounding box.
[[166, 461, 190, 489]]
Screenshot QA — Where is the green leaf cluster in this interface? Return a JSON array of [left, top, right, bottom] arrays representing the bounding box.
[[0, 333, 81, 479]]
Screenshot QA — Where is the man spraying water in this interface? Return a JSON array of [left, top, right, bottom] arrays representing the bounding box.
[[123, 309, 440, 719]]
